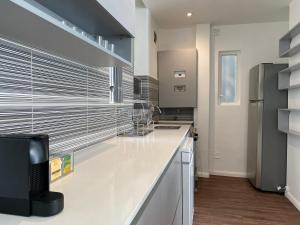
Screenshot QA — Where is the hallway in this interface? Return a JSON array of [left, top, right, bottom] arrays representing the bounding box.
[[193, 176, 300, 225]]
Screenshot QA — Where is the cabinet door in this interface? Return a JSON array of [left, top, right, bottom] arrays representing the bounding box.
[[173, 196, 183, 225], [134, 184, 163, 225], [160, 150, 182, 225], [134, 150, 182, 225], [96, 0, 135, 35]]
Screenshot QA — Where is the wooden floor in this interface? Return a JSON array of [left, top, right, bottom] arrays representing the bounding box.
[[193, 176, 300, 225]]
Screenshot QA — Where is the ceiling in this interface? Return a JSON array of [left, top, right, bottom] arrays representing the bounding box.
[[142, 0, 291, 28]]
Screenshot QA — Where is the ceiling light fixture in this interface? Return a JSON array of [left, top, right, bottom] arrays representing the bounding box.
[[187, 12, 192, 17]]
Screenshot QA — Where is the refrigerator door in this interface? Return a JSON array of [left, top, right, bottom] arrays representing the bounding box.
[[249, 64, 264, 101], [260, 63, 288, 192], [247, 101, 263, 188]]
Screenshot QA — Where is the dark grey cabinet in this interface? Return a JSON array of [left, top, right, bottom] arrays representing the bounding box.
[[158, 50, 198, 108]]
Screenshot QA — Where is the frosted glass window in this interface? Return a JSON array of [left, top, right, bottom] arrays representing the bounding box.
[[219, 53, 238, 104]]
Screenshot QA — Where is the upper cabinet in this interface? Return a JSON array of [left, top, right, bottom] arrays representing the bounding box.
[[134, 8, 158, 78], [0, 0, 135, 67]]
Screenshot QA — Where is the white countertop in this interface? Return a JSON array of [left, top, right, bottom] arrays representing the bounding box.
[[157, 120, 194, 125], [0, 125, 191, 225]]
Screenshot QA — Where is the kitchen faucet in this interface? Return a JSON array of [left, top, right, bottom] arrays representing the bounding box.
[[154, 105, 162, 114]]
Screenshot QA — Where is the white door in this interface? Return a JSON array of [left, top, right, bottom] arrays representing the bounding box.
[[211, 49, 247, 177]]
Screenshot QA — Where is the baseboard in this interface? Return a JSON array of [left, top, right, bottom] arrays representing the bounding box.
[[285, 190, 300, 212], [197, 171, 210, 178], [210, 170, 248, 178]]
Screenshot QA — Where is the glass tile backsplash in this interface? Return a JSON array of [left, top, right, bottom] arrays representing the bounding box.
[[0, 37, 133, 155], [135, 75, 159, 105]]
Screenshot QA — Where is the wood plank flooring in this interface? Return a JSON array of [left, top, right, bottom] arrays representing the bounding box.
[[193, 176, 300, 225]]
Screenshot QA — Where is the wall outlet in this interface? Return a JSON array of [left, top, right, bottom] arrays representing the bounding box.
[[214, 152, 221, 159]]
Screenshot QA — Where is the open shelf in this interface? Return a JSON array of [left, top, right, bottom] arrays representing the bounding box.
[[280, 44, 300, 58], [278, 108, 300, 112], [278, 109, 300, 136], [279, 128, 300, 136], [281, 22, 300, 41], [34, 0, 133, 37], [278, 62, 300, 90], [279, 22, 300, 58], [0, 0, 133, 68]]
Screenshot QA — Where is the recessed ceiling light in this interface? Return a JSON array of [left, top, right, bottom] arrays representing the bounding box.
[[187, 12, 192, 17]]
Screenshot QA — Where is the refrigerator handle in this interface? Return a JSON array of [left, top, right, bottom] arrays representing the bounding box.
[[249, 100, 264, 103], [219, 94, 224, 102]]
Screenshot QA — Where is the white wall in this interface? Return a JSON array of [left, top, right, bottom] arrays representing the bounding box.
[[134, 8, 149, 76], [195, 24, 211, 177], [286, 0, 300, 211], [158, 27, 196, 51], [149, 16, 158, 78], [134, 8, 158, 79], [157, 22, 288, 178], [210, 22, 289, 177]]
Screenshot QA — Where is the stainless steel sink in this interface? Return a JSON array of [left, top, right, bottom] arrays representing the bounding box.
[[118, 129, 153, 137], [154, 126, 181, 130]]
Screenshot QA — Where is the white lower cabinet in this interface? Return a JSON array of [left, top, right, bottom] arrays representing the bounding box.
[[133, 149, 182, 225]]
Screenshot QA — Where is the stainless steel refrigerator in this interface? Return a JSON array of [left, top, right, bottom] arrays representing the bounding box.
[[247, 63, 288, 192]]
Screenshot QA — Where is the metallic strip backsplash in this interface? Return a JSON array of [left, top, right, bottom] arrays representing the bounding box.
[[0, 38, 133, 155], [122, 66, 134, 104], [135, 75, 159, 105]]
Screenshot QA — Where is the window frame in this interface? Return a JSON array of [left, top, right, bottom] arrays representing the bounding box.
[[218, 51, 240, 106]]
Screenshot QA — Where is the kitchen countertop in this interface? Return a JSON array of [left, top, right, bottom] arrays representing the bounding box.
[[0, 125, 191, 225]]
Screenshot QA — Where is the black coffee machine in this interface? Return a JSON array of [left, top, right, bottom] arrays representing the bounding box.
[[0, 134, 64, 217]]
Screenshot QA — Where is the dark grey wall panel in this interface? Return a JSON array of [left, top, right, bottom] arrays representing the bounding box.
[[88, 105, 117, 134], [87, 104, 117, 147], [0, 41, 32, 96], [32, 52, 88, 97], [88, 67, 110, 102], [135, 76, 159, 105], [117, 104, 134, 134], [122, 66, 134, 104], [0, 107, 32, 134], [33, 105, 88, 154], [0, 37, 134, 155], [0, 41, 33, 135]]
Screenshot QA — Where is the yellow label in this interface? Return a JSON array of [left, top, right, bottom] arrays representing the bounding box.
[[63, 154, 72, 174], [64, 164, 72, 174], [50, 158, 62, 181]]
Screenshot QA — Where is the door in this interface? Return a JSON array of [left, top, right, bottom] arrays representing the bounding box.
[[247, 101, 263, 188], [212, 51, 247, 175]]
